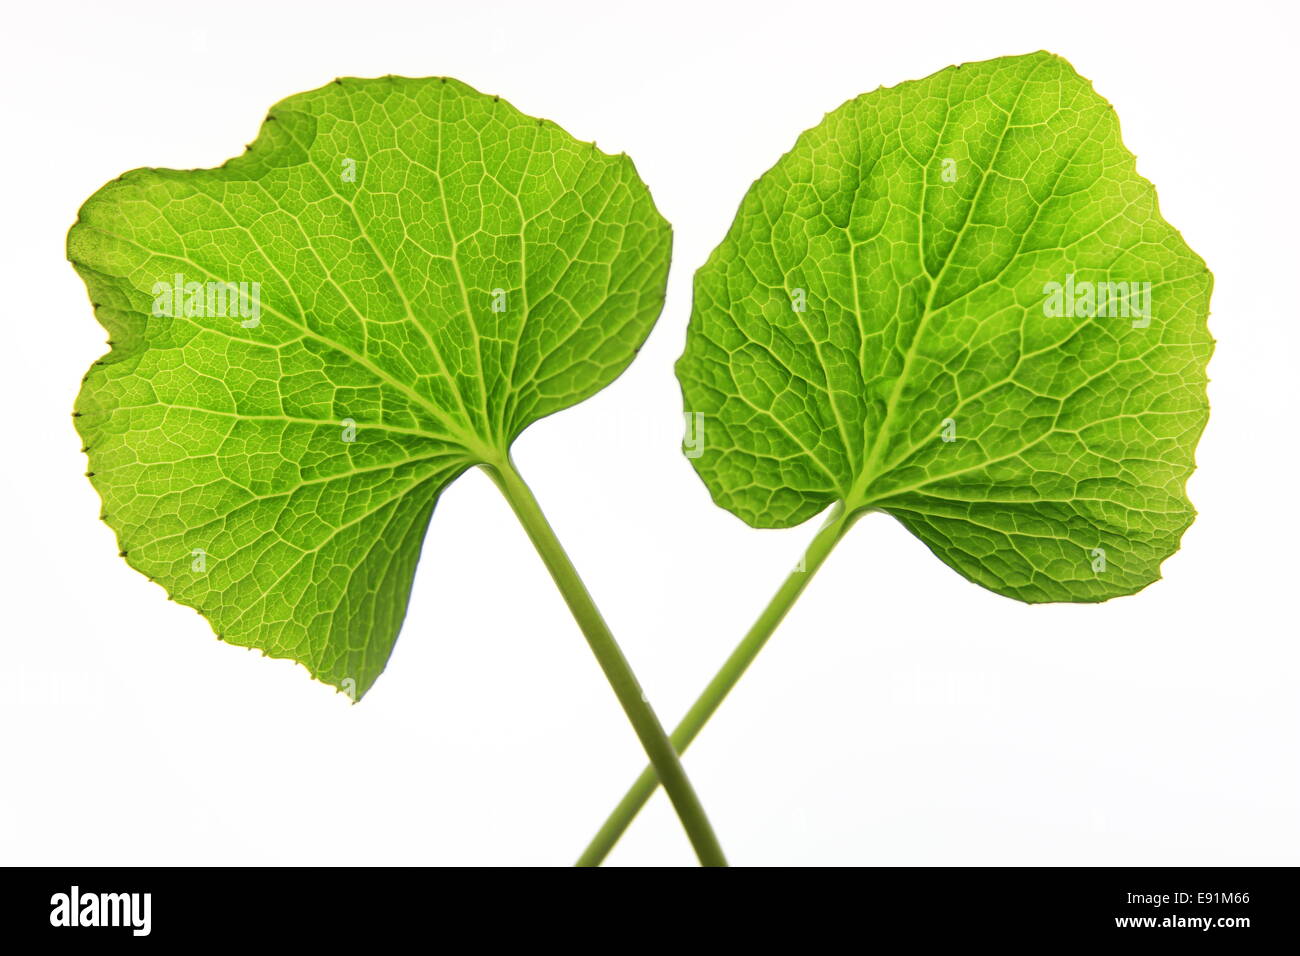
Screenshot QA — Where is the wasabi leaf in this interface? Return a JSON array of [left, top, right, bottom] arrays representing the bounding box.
[[71, 77, 670, 697], [678, 52, 1212, 602]]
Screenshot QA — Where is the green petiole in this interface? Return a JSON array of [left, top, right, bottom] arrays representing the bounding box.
[[577, 502, 861, 866], [484, 455, 728, 867]]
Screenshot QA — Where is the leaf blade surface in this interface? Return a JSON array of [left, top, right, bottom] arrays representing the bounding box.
[[72, 77, 670, 695], [678, 52, 1212, 602]]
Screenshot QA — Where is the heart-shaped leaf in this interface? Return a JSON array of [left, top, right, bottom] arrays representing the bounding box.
[[678, 52, 1212, 602], [72, 77, 670, 697]]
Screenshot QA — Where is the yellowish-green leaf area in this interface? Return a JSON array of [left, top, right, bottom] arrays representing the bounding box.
[[71, 77, 670, 697], [679, 52, 1212, 602]]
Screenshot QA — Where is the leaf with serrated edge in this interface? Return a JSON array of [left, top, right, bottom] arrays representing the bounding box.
[[678, 52, 1211, 602], [72, 77, 670, 697]]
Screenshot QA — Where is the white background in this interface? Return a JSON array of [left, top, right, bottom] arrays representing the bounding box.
[[2, 0, 1296, 867]]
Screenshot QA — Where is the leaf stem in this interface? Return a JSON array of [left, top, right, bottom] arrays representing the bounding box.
[[576, 501, 859, 866], [483, 456, 728, 867]]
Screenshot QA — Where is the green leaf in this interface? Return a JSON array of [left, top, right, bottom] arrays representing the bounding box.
[[71, 76, 671, 697], [678, 52, 1212, 603]]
